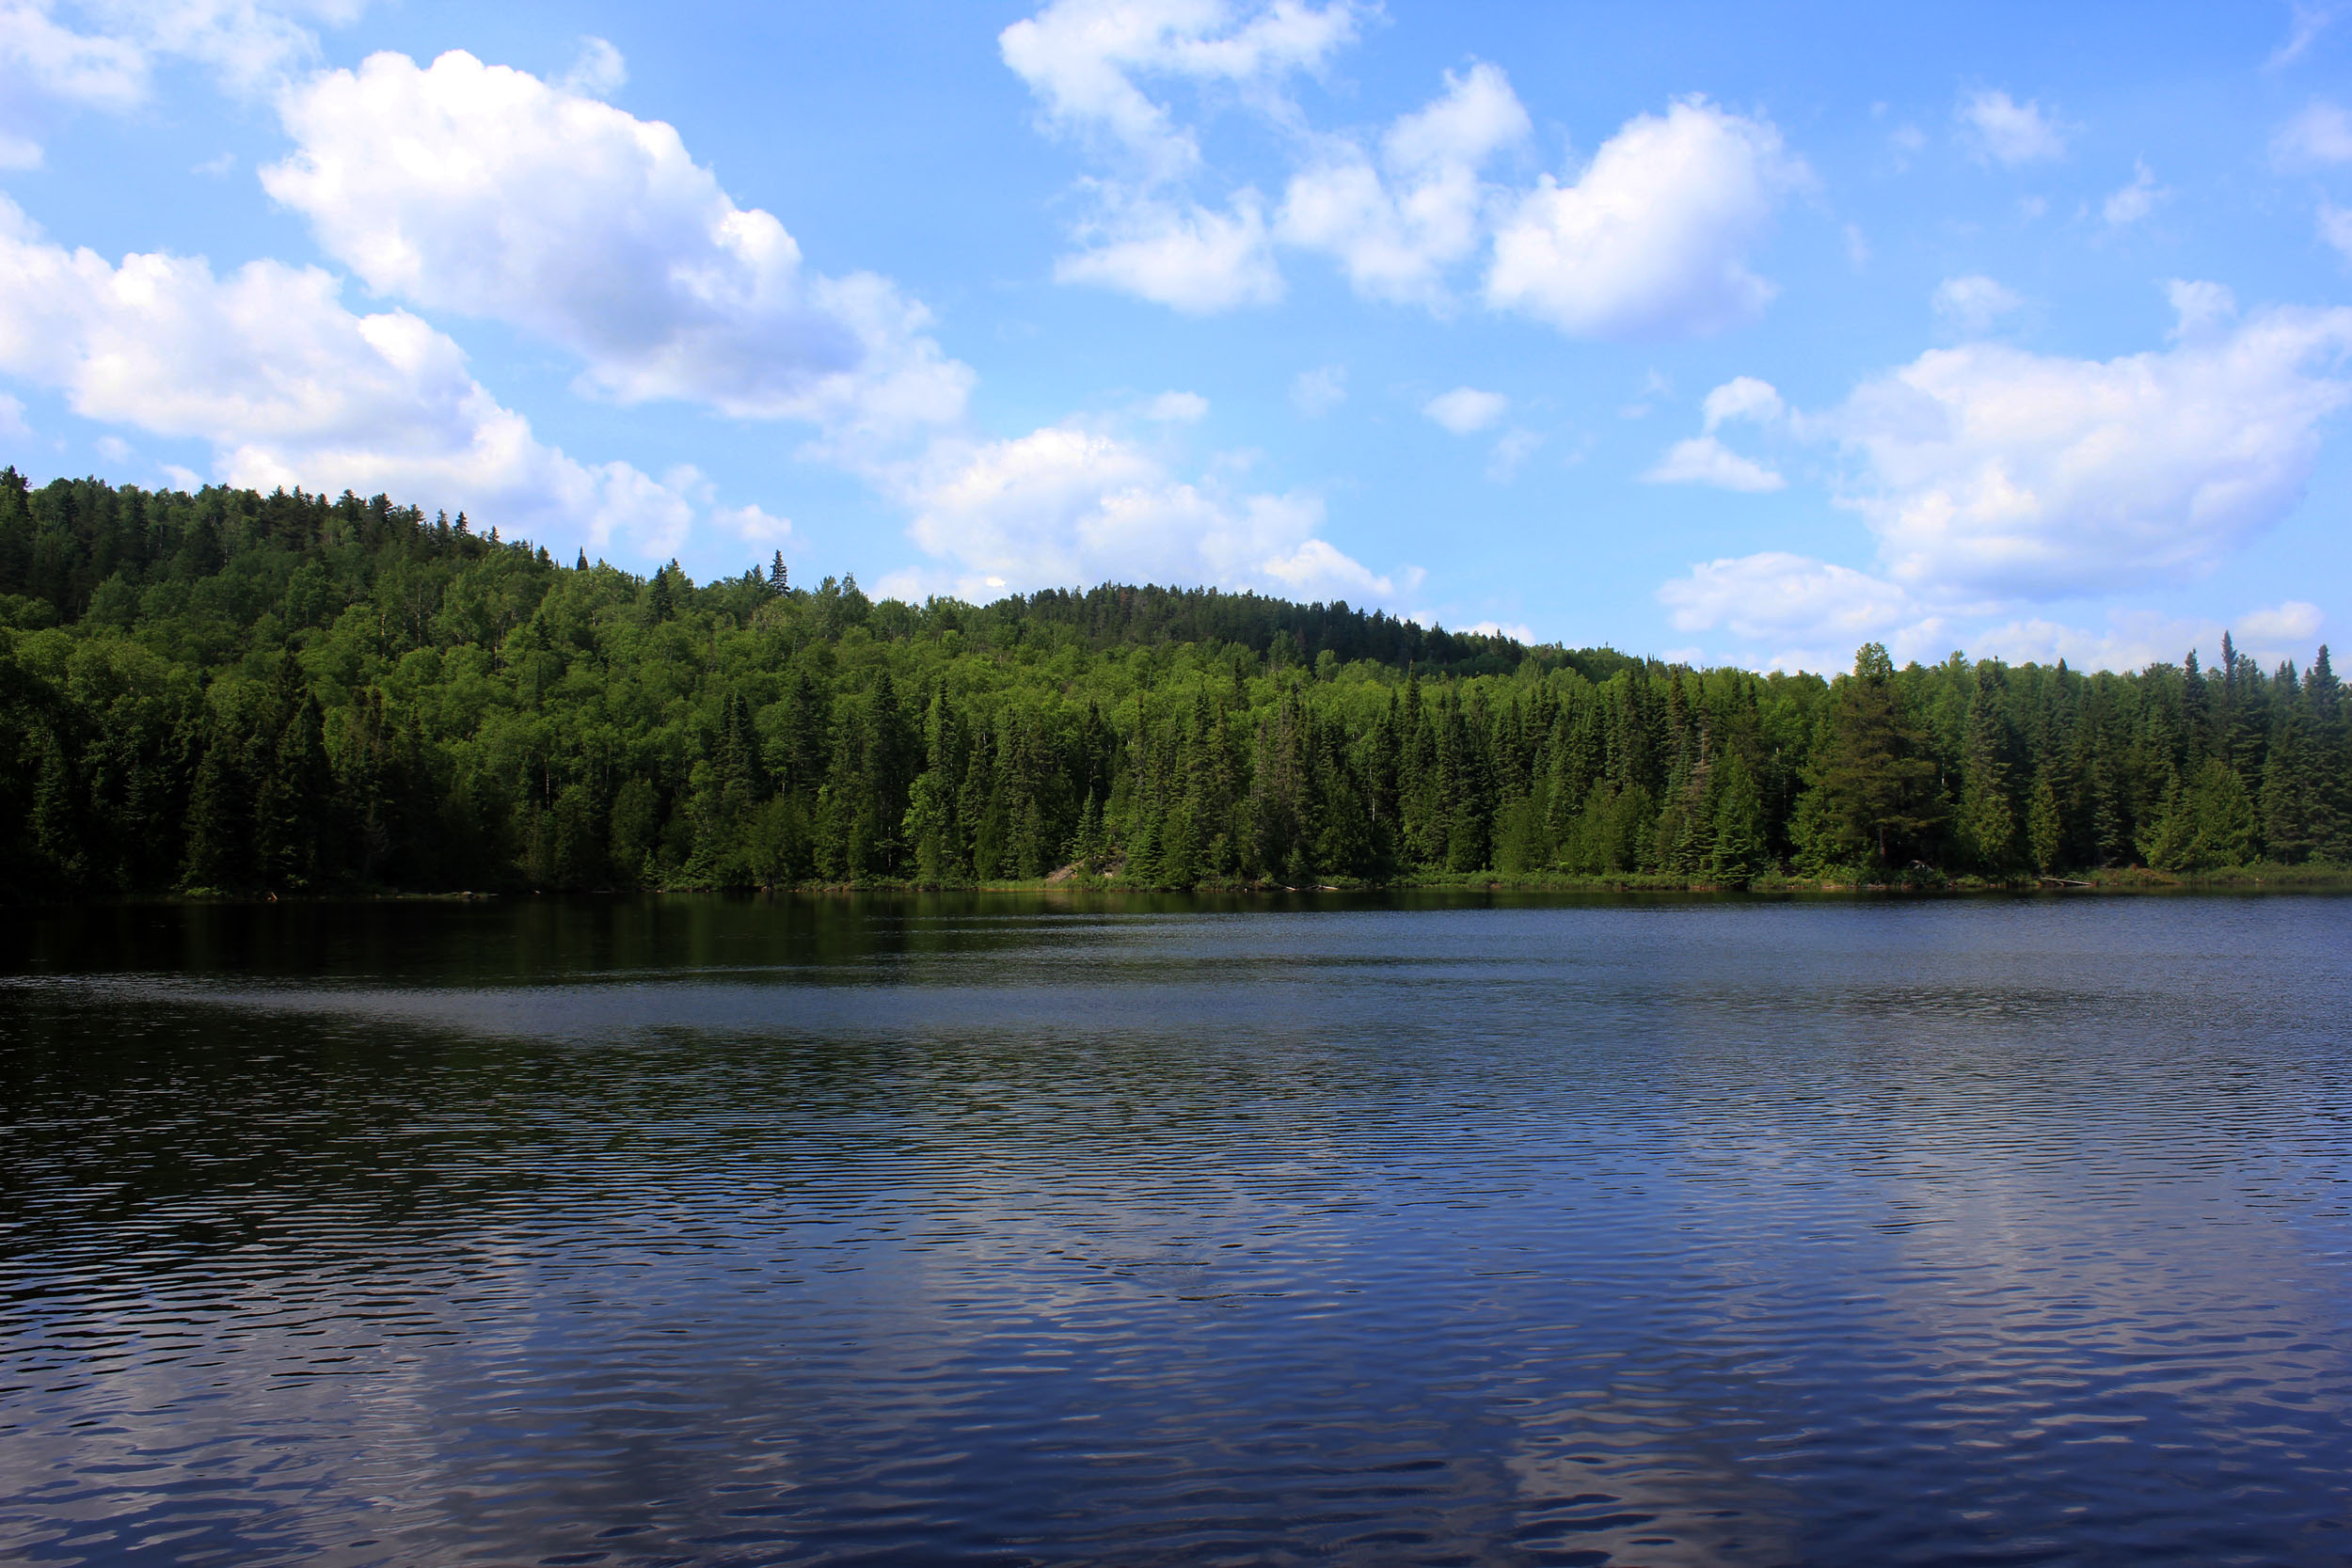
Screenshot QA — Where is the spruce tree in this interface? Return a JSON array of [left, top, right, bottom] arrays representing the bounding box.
[[2026, 773, 2063, 874], [31, 731, 86, 890], [1706, 748, 1769, 887], [2186, 757, 2259, 867], [904, 769, 951, 886], [180, 725, 250, 892], [1956, 668, 2018, 874], [2259, 713, 2322, 863], [958, 730, 999, 880], [1798, 644, 1947, 869]]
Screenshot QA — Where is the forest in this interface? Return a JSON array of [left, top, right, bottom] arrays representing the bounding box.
[[1, 468, 2345, 897]]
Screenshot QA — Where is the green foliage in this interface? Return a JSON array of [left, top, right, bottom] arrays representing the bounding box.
[[1707, 748, 1769, 887], [3, 469, 2347, 895], [1797, 643, 1948, 871]]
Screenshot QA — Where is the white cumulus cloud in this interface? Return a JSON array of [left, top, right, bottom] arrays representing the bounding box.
[[0, 197, 723, 560], [712, 502, 791, 546], [1422, 385, 1507, 435], [1831, 282, 2352, 598], [1445, 618, 1536, 642], [883, 422, 1402, 604], [1701, 374, 1784, 430], [0, 0, 364, 117], [1975, 602, 2327, 673], [999, 0, 1362, 182], [0, 1, 147, 110], [1655, 286, 2352, 673], [1004, 8, 1809, 337], [1002, 0, 1366, 312], [1643, 436, 1784, 492], [1054, 190, 1282, 311], [1657, 551, 1932, 671], [1959, 88, 2067, 166], [1663, 583, 2331, 679], [264, 50, 971, 446], [1644, 374, 1788, 490], [1486, 97, 1806, 339], [1278, 61, 1530, 307]]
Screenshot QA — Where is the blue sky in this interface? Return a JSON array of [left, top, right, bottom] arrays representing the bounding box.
[[4, 1, 2351, 672]]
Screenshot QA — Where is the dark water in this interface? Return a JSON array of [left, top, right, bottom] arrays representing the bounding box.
[[3, 893, 2350, 1567]]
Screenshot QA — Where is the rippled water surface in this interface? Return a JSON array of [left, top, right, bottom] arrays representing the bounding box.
[[4, 892, 2350, 1566]]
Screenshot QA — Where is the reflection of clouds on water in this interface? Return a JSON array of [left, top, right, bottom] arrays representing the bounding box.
[[1619, 903, 2352, 1560], [5, 896, 2352, 1562]]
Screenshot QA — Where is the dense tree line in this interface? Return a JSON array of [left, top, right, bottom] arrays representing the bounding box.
[[2, 469, 2345, 896]]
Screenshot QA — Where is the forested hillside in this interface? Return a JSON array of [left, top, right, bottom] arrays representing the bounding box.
[[1, 469, 2344, 896]]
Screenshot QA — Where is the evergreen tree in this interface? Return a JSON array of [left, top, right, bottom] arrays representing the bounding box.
[[30, 730, 86, 889], [1796, 644, 1947, 870], [1955, 667, 2018, 874], [2026, 773, 2063, 875], [2185, 757, 2259, 867], [6, 469, 2347, 897], [1706, 748, 1769, 887], [2261, 708, 2327, 863], [961, 727, 1004, 880], [180, 723, 251, 892], [904, 768, 952, 885]]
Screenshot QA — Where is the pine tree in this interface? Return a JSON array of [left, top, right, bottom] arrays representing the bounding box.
[[1797, 644, 1947, 870], [1442, 690, 1488, 872], [2085, 752, 2128, 868], [31, 730, 86, 889], [180, 723, 250, 892], [2259, 711, 2326, 863], [1955, 668, 2018, 875], [1707, 748, 1769, 887], [2303, 645, 2347, 861], [1074, 788, 1104, 874], [1122, 798, 1161, 886], [904, 768, 952, 886], [2186, 757, 2259, 867], [965, 724, 1007, 880], [2026, 773, 2062, 874], [2180, 650, 2210, 769]]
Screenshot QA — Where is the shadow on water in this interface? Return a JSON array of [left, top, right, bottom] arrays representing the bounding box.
[[3, 887, 1778, 982]]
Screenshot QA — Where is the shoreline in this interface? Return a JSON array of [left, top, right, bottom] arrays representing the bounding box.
[[16, 863, 2352, 907]]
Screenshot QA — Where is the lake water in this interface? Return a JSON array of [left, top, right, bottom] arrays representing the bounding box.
[[3, 893, 2350, 1566]]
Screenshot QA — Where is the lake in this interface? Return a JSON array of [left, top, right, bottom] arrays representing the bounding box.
[[3, 892, 2349, 1566]]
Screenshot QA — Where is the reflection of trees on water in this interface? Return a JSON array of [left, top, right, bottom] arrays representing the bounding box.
[[5, 895, 2351, 1564]]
